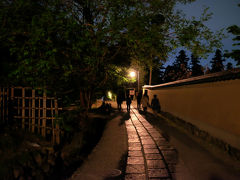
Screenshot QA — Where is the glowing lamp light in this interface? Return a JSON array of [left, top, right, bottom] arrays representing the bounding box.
[[108, 91, 112, 99], [129, 71, 136, 78]]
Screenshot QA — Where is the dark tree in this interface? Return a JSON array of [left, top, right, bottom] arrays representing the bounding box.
[[205, 67, 211, 74], [173, 50, 190, 80], [226, 62, 233, 71], [190, 54, 204, 77], [225, 25, 240, 66], [146, 57, 165, 85], [0, 0, 225, 112], [210, 49, 225, 73], [148, 66, 164, 85], [162, 65, 176, 83], [224, 4, 240, 66]]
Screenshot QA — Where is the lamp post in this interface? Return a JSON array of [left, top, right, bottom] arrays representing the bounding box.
[[137, 70, 139, 93], [129, 70, 140, 93]]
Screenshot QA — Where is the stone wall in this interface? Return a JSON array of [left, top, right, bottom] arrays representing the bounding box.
[[143, 71, 240, 150]]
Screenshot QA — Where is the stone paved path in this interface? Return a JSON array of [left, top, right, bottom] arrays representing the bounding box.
[[125, 107, 177, 180]]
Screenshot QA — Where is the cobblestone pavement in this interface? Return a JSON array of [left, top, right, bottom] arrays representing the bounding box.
[[125, 107, 177, 180]]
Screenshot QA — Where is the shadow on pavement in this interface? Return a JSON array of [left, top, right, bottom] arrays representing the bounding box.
[[119, 112, 130, 126]]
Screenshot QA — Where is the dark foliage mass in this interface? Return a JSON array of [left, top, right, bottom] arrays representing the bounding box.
[[190, 54, 204, 77], [161, 49, 235, 83], [225, 25, 240, 66], [0, 0, 224, 106], [211, 49, 225, 73], [162, 50, 191, 82]]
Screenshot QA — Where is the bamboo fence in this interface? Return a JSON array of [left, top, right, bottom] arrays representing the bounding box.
[[0, 87, 62, 144]]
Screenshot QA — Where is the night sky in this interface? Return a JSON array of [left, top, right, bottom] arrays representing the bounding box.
[[164, 0, 240, 69]]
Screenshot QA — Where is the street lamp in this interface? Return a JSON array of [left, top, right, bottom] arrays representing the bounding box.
[[129, 71, 136, 78], [129, 70, 140, 93]]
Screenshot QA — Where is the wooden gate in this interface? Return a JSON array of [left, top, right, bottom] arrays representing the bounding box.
[[0, 87, 62, 144]]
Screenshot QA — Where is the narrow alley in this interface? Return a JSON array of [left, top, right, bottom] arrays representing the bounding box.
[[125, 102, 240, 180], [70, 101, 240, 180]]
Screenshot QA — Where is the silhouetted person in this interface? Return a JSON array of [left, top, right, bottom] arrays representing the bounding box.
[[141, 91, 149, 112], [105, 103, 112, 114], [130, 95, 134, 100], [137, 92, 142, 110], [126, 95, 132, 112], [151, 94, 161, 113], [100, 101, 106, 111], [99, 101, 112, 114], [117, 93, 123, 111]]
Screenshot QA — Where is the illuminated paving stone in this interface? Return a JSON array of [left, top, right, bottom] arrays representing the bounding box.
[[127, 157, 144, 165], [126, 164, 145, 174], [146, 160, 166, 169], [128, 150, 143, 157]]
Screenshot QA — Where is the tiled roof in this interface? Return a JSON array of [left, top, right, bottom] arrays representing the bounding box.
[[143, 69, 240, 89]]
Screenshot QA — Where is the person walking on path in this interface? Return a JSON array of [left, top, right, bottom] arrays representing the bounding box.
[[117, 92, 123, 111], [126, 95, 132, 112], [137, 91, 142, 110], [151, 94, 161, 113], [141, 91, 149, 112]]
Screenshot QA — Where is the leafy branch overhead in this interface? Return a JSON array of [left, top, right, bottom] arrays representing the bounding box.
[[176, 7, 224, 57], [0, 0, 224, 105], [225, 25, 240, 65]]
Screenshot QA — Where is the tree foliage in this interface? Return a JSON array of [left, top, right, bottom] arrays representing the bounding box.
[[225, 25, 240, 66], [210, 49, 225, 73], [162, 50, 190, 82], [224, 3, 240, 66], [0, 0, 224, 109], [173, 50, 189, 79], [0, 0, 132, 107], [226, 62, 233, 71], [162, 65, 176, 83], [190, 54, 204, 77]]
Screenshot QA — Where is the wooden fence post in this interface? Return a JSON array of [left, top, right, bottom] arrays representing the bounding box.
[[2, 87, 62, 143], [6, 88, 9, 123], [2, 88, 5, 124], [22, 88, 25, 129], [17, 94, 20, 117], [38, 96, 41, 134], [0, 88, 2, 123], [54, 99, 60, 144], [10, 88, 14, 125], [42, 91, 47, 137], [32, 89, 35, 133], [28, 91, 31, 131], [51, 99, 55, 143], [11, 88, 14, 101]]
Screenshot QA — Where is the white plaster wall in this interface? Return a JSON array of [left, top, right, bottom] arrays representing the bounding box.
[[144, 79, 240, 149]]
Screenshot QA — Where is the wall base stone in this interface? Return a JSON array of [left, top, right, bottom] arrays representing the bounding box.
[[158, 111, 240, 161]]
